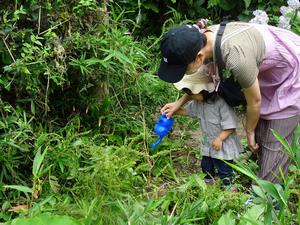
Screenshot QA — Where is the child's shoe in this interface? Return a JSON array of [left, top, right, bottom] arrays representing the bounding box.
[[225, 186, 238, 192], [204, 178, 215, 185]]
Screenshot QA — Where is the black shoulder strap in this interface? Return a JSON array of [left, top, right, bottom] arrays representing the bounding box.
[[215, 20, 227, 82]]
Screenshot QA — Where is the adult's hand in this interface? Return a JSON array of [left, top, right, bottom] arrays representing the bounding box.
[[246, 130, 259, 153]]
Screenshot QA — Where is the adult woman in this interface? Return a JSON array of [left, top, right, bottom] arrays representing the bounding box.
[[158, 21, 300, 183]]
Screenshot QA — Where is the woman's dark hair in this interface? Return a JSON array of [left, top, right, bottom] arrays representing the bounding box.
[[182, 88, 193, 96], [201, 90, 218, 103], [196, 18, 208, 47]]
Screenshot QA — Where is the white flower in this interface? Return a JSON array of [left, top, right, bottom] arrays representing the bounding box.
[[249, 10, 269, 24], [287, 0, 300, 9], [280, 6, 294, 16], [278, 16, 291, 29]]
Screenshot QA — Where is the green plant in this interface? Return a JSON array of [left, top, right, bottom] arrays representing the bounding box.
[[226, 125, 300, 225], [272, 125, 300, 170], [4, 214, 82, 225]]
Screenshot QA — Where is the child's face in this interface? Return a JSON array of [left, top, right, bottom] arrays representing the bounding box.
[[183, 89, 203, 102], [190, 93, 203, 102]]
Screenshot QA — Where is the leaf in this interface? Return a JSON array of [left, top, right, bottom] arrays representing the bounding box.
[[251, 185, 265, 199], [219, 0, 237, 11], [263, 203, 272, 225], [6, 214, 82, 225], [271, 129, 291, 154], [256, 180, 287, 207], [3, 185, 32, 193], [21, 66, 31, 75], [272, 126, 300, 169], [243, 0, 251, 8], [291, 125, 300, 168], [32, 147, 48, 177], [238, 204, 265, 225], [2, 201, 10, 211], [217, 210, 236, 225], [30, 100, 36, 115], [49, 176, 60, 193], [208, 0, 220, 8], [85, 57, 103, 66], [143, 2, 159, 13], [297, 199, 300, 225], [144, 198, 165, 212], [226, 161, 257, 181], [72, 139, 84, 146]]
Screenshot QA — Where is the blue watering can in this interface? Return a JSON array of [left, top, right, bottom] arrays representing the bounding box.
[[151, 114, 174, 149]]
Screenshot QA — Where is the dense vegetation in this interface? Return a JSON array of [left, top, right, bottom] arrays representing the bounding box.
[[0, 0, 299, 224]]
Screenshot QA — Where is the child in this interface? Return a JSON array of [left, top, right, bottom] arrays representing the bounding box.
[[161, 67, 242, 187]]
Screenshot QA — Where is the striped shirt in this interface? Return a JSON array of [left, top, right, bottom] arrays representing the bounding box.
[[210, 22, 266, 88]]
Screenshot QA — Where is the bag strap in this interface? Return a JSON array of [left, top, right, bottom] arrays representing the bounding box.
[[215, 20, 227, 82]]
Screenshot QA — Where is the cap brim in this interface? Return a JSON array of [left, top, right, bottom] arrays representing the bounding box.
[[173, 68, 215, 94], [158, 60, 187, 83], [174, 80, 215, 94]]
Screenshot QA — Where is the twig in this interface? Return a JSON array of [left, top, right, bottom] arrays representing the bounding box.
[[102, 0, 110, 25], [138, 83, 153, 179], [2, 37, 16, 63], [38, 5, 41, 35], [110, 84, 123, 110], [170, 202, 178, 217], [5, 73, 16, 89], [44, 72, 50, 117], [39, 19, 70, 35]]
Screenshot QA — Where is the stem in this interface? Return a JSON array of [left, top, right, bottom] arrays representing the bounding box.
[[2, 37, 16, 63], [38, 5, 41, 35], [44, 72, 50, 117], [292, 9, 298, 22], [39, 19, 70, 35]]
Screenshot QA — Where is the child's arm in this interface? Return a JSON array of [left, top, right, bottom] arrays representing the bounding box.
[[212, 128, 235, 151], [173, 107, 188, 116], [161, 94, 191, 117]]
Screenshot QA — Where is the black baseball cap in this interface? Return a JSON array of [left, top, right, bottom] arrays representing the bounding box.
[[158, 25, 204, 83]]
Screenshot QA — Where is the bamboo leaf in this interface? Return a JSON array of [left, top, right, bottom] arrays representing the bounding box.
[[291, 125, 300, 168], [256, 180, 287, 207], [4, 185, 32, 193], [226, 161, 257, 181], [263, 203, 272, 225], [271, 129, 291, 154], [32, 147, 48, 177], [243, 0, 251, 8]]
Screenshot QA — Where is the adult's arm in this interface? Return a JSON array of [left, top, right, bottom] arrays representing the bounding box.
[[243, 78, 261, 152]]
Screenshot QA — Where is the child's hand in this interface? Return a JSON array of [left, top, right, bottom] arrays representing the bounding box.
[[160, 102, 179, 118], [212, 137, 222, 151]]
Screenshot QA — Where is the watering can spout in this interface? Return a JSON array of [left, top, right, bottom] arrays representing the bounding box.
[[151, 136, 163, 149]]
